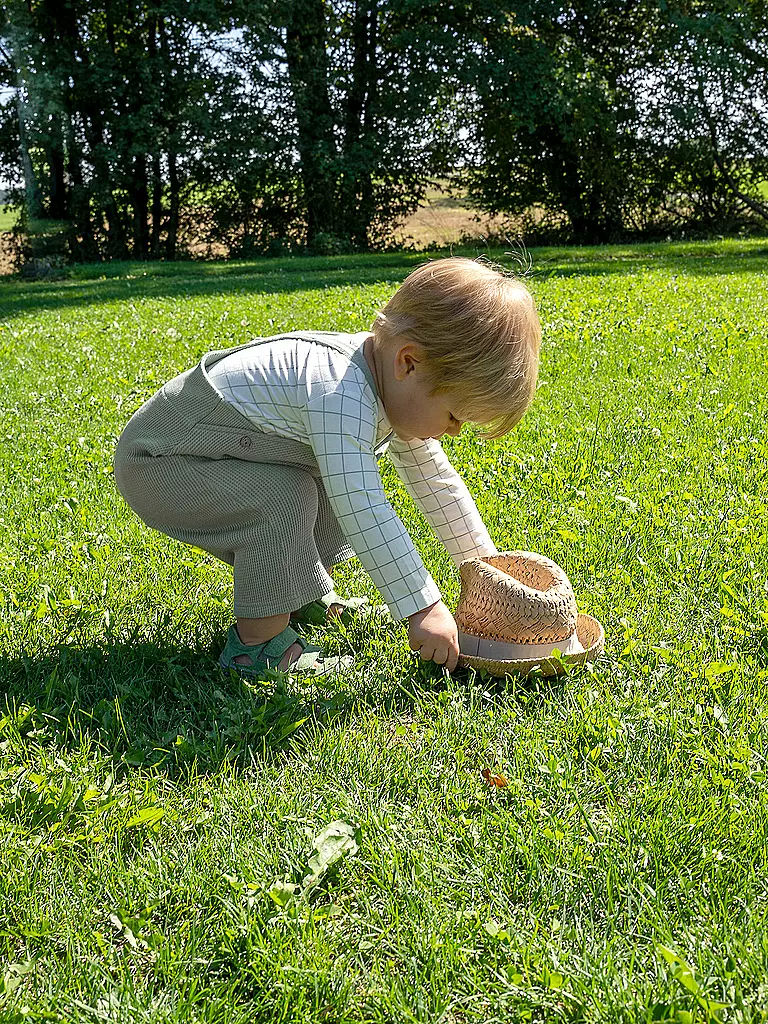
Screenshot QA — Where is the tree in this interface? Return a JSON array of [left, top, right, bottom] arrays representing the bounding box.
[[459, 0, 768, 242], [230, 0, 459, 252], [458, 0, 659, 243], [0, 0, 251, 261], [643, 0, 768, 230], [0, 0, 486, 259], [1, 2, 44, 223], [282, 0, 338, 244]]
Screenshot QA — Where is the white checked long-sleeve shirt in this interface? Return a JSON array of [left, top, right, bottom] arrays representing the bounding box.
[[207, 331, 496, 620]]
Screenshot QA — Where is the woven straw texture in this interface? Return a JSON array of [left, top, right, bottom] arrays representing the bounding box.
[[458, 613, 604, 677], [455, 551, 604, 677], [455, 551, 578, 643]]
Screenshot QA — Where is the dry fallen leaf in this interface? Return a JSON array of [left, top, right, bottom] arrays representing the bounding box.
[[482, 768, 509, 788]]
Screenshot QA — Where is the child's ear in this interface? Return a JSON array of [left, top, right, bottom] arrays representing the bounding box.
[[393, 341, 424, 380]]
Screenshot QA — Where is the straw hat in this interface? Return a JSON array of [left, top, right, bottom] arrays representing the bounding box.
[[456, 551, 604, 677]]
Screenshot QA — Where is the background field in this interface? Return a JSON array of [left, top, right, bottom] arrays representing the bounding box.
[[0, 188, 511, 275], [1, 240, 767, 1022], [0, 209, 16, 232]]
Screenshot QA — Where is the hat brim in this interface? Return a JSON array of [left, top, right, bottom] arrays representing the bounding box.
[[457, 613, 604, 678]]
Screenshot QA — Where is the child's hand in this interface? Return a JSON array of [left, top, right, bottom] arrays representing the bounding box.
[[408, 601, 460, 672]]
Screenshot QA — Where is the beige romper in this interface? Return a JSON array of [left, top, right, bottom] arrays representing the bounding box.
[[114, 334, 373, 618]]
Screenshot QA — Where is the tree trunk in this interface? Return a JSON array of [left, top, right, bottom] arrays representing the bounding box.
[[283, 0, 338, 244], [65, 115, 96, 260], [14, 86, 43, 221], [126, 13, 152, 258], [698, 79, 768, 224], [148, 15, 163, 258], [33, 0, 69, 222], [151, 152, 163, 257], [167, 150, 179, 259], [341, 1, 377, 246], [47, 126, 67, 220], [83, 109, 128, 259], [6, 16, 43, 222], [3, 8, 43, 222], [361, 5, 377, 231], [51, 0, 128, 257], [131, 153, 150, 258], [159, 12, 179, 260]]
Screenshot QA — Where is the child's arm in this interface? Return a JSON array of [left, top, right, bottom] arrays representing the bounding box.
[[387, 436, 497, 565], [304, 388, 462, 669], [305, 388, 444, 622]]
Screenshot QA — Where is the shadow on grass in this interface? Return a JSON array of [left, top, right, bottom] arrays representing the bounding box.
[[1, 243, 767, 321], [0, 634, 418, 776], [0, 254, 426, 321], [0, 629, 566, 776], [531, 245, 768, 283]]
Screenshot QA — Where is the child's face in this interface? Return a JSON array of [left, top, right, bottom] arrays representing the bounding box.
[[383, 342, 482, 442], [388, 382, 465, 442]]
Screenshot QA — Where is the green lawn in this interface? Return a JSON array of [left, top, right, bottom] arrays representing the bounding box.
[[1, 239, 768, 1023]]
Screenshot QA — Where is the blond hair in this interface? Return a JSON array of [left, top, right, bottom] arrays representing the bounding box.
[[372, 257, 541, 437]]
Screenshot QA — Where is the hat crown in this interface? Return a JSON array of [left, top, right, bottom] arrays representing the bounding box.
[[456, 551, 578, 644]]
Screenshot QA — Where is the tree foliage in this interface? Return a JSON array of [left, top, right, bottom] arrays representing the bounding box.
[[0, 0, 249, 260], [461, 0, 768, 241], [458, 0, 645, 242], [643, 0, 768, 229], [0, 0, 766, 262], [222, 0, 458, 253]]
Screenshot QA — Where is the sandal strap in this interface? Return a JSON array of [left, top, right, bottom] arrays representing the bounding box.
[[227, 624, 305, 665], [253, 625, 305, 663]]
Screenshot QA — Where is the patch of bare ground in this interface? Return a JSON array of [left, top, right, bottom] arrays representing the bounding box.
[[393, 194, 511, 249], [0, 233, 16, 276]]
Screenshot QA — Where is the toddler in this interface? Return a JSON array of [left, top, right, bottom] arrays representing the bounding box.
[[114, 257, 541, 678]]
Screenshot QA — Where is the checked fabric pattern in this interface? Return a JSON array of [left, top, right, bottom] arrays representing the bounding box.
[[207, 333, 496, 620]]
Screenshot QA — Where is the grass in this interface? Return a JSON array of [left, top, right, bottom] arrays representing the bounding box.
[[0, 208, 18, 232], [1, 237, 768, 1022]]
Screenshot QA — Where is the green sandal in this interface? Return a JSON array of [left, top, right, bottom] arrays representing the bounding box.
[[219, 624, 350, 680], [290, 592, 390, 628]]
